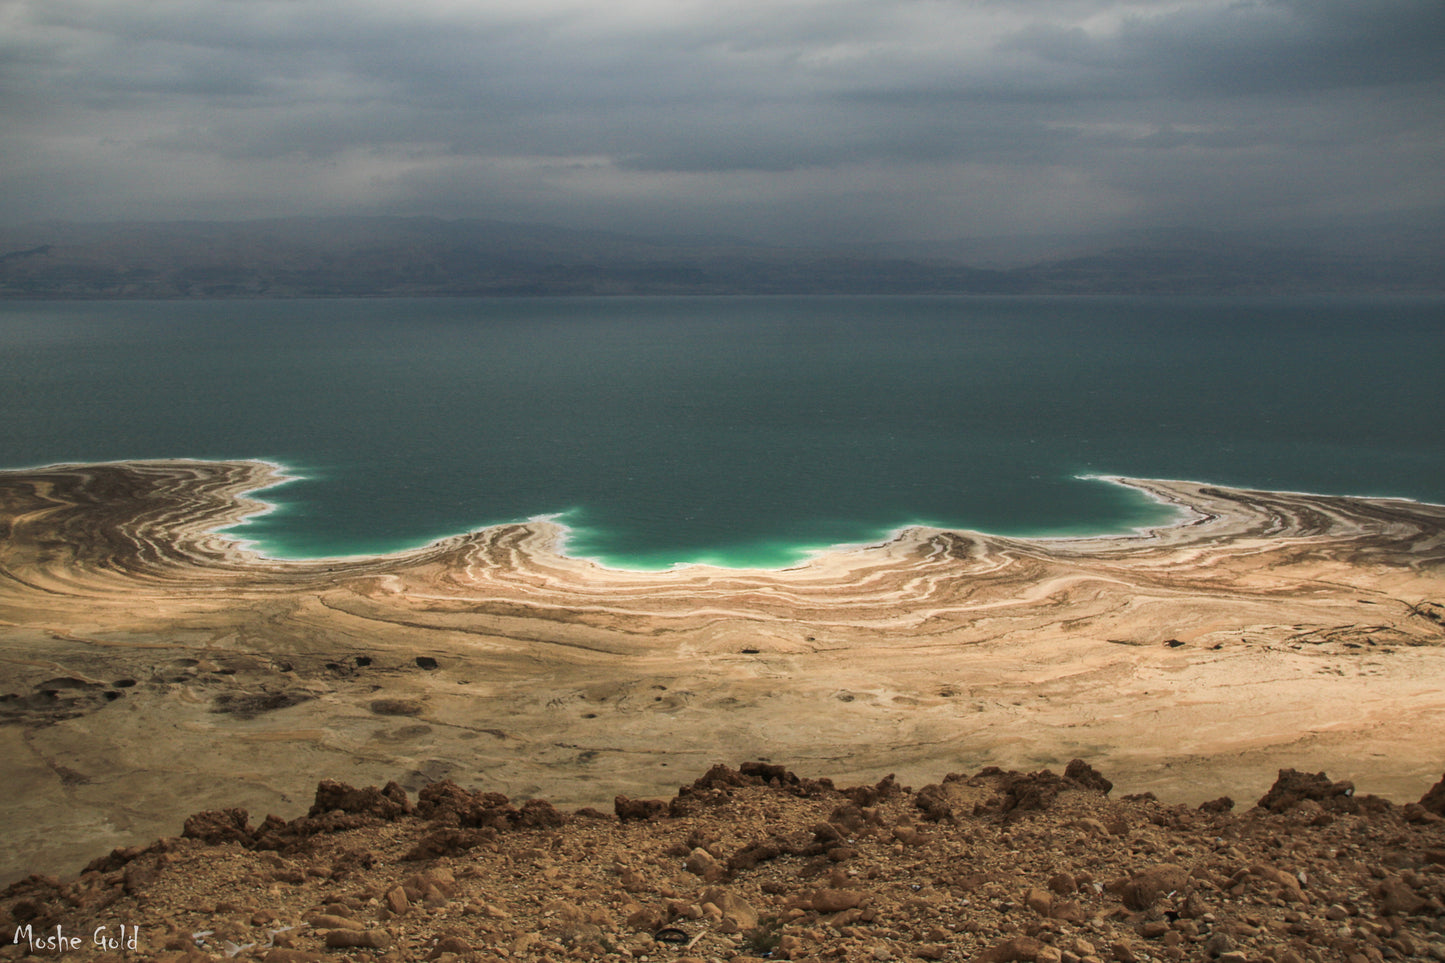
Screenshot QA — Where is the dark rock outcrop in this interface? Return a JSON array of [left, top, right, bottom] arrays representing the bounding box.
[[1256, 769, 1357, 813], [1419, 771, 1445, 816]]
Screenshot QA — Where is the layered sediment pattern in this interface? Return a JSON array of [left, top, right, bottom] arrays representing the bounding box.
[[1, 460, 1443, 884]]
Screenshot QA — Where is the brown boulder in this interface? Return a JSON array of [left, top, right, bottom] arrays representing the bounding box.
[[181, 808, 253, 846], [517, 798, 567, 828], [429, 936, 473, 958], [308, 779, 410, 819], [739, 761, 802, 787], [1024, 887, 1053, 915], [810, 888, 864, 913], [1051, 900, 1087, 923], [1419, 771, 1445, 816], [699, 886, 758, 931], [614, 795, 669, 822], [324, 929, 392, 949], [1375, 876, 1426, 916], [914, 783, 954, 821], [1256, 769, 1356, 813], [1064, 759, 1113, 795], [415, 780, 476, 820], [842, 774, 901, 806], [684, 848, 724, 881], [1112, 864, 1191, 911], [402, 827, 495, 861], [686, 763, 750, 792], [1047, 872, 1077, 896], [998, 769, 1072, 813], [728, 835, 795, 872], [976, 936, 1046, 963], [385, 885, 410, 916], [1249, 864, 1304, 901], [179, 803, 252, 844], [121, 857, 163, 896]]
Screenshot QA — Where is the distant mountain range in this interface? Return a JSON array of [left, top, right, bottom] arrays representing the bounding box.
[[0, 217, 1441, 297]]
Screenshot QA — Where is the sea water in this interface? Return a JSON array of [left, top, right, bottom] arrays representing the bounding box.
[[1, 295, 1441, 569]]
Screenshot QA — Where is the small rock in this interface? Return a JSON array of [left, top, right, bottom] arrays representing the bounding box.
[[626, 904, 666, 931], [323, 929, 392, 949], [700, 887, 758, 931], [976, 936, 1045, 963], [810, 888, 864, 913], [1113, 864, 1190, 911], [429, 936, 473, 958], [1202, 933, 1235, 958], [778, 935, 811, 958], [1375, 876, 1426, 915], [1025, 887, 1053, 915], [684, 847, 723, 880], [1050, 900, 1087, 923], [385, 885, 410, 916], [892, 825, 924, 846]]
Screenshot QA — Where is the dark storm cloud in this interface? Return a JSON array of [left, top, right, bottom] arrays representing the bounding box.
[[1113, 0, 1445, 95], [0, 0, 1441, 242]]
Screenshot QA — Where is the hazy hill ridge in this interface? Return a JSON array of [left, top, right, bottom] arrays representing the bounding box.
[[1, 218, 1441, 298]]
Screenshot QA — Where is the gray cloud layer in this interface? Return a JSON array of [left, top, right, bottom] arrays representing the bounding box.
[[2, 0, 1442, 243]]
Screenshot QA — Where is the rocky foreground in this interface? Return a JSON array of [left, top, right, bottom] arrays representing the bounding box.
[[4, 762, 1445, 963]]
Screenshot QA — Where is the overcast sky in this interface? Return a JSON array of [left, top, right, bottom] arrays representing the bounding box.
[[2, 0, 1442, 244]]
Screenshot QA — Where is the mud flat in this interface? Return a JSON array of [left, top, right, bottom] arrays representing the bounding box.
[[1, 460, 1442, 885]]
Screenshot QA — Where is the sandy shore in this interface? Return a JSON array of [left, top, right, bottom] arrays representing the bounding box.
[[1, 459, 1442, 885]]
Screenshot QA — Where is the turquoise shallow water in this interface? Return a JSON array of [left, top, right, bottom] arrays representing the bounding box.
[[1, 295, 1442, 568]]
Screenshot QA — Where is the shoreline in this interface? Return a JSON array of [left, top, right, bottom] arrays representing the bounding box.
[[8, 456, 1438, 572], [1, 457, 1442, 885]]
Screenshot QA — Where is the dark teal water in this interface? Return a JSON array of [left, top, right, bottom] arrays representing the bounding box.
[[1, 296, 1442, 568]]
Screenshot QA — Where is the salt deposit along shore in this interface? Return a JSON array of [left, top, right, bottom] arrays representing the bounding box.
[[0, 459, 1442, 885]]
